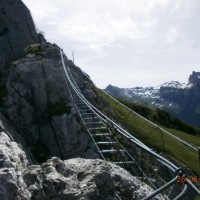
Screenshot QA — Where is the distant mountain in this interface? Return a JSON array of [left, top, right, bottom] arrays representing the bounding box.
[[1, 1, 200, 198], [105, 71, 200, 128]]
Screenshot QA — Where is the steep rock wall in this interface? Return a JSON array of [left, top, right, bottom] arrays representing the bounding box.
[[0, 0, 43, 64], [0, 43, 98, 162]]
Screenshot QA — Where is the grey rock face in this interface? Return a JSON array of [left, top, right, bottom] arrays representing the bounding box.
[[189, 71, 200, 86], [52, 113, 97, 159], [24, 157, 163, 200], [0, 131, 163, 200], [66, 60, 97, 100], [0, 0, 41, 64], [1, 43, 97, 162], [0, 131, 31, 199]]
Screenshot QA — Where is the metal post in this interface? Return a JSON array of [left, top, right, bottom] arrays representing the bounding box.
[[72, 51, 74, 64]]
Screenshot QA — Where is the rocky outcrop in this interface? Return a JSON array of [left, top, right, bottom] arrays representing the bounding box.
[[66, 60, 97, 101], [0, 0, 44, 64], [0, 44, 163, 198], [0, 130, 162, 200], [158, 72, 200, 127], [0, 0, 98, 163], [0, 42, 97, 162], [189, 71, 200, 87]]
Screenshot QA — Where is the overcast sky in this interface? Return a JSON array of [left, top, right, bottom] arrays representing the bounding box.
[[23, 0, 200, 88]]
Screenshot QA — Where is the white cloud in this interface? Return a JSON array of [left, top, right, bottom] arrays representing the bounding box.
[[23, 0, 200, 88], [166, 28, 178, 43]]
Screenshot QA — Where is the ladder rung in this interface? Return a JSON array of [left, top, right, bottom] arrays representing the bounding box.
[[113, 161, 135, 164], [83, 117, 99, 120], [80, 111, 94, 115], [100, 149, 125, 153], [81, 113, 94, 116], [96, 141, 118, 144], [88, 127, 107, 130], [92, 133, 112, 136], [85, 122, 103, 125], [81, 112, 94, 115]]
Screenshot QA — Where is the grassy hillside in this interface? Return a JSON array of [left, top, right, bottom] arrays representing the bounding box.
[[115, 96, 200, 136], [94, 88, 200, 176]]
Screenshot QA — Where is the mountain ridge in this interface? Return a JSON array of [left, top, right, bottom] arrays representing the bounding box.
[[105, 71, 200, 128], [0, 0, 199, 199]]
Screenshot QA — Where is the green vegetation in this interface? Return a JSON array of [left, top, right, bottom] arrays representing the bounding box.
[[0, 84, 8, 107], [24, 42, 53, 56], [115, 97, 200, 135], [24, 43, 43, 55], [95, 88, 200, 176]]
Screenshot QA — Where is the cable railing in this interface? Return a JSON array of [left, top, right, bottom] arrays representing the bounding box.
[[60, 49, 200, 199], [102, 90, 199, 152], [94, 88, 200, 176], [77, 64, 200, 157]]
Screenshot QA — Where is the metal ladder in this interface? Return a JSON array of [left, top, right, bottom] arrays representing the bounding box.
[[67, 70, 139, 174], [60, 49, 200, 200]]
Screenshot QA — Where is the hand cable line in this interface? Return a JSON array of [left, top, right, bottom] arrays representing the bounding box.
[[102, 90, 198, 152], [60, 49, 200, 199], [61, 49, 178, 171]]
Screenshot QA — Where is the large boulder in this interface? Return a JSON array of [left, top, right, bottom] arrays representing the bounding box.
[[0, 130, 163, 200], [0, 0, 43, 64], [24, 157, 163, 200]]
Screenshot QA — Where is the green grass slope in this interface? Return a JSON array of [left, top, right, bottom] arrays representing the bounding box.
[[94, 88, 200, 176]]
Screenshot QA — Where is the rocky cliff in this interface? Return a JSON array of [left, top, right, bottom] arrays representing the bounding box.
[[105, 71, 200, 128], [0, 0, 161, 199], [1, 42, 98, 162], [0, 0, 44, 64]]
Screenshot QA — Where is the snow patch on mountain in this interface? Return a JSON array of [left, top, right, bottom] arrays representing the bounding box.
[[123, 87, 160, 99], [105, 71, 200, 128], [120, 81, 189, 101], [106, 80, 192, 108]]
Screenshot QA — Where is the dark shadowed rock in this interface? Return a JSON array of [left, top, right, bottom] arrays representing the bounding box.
[[0, 0, 43, 64], [189, 71, 200, 87]]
